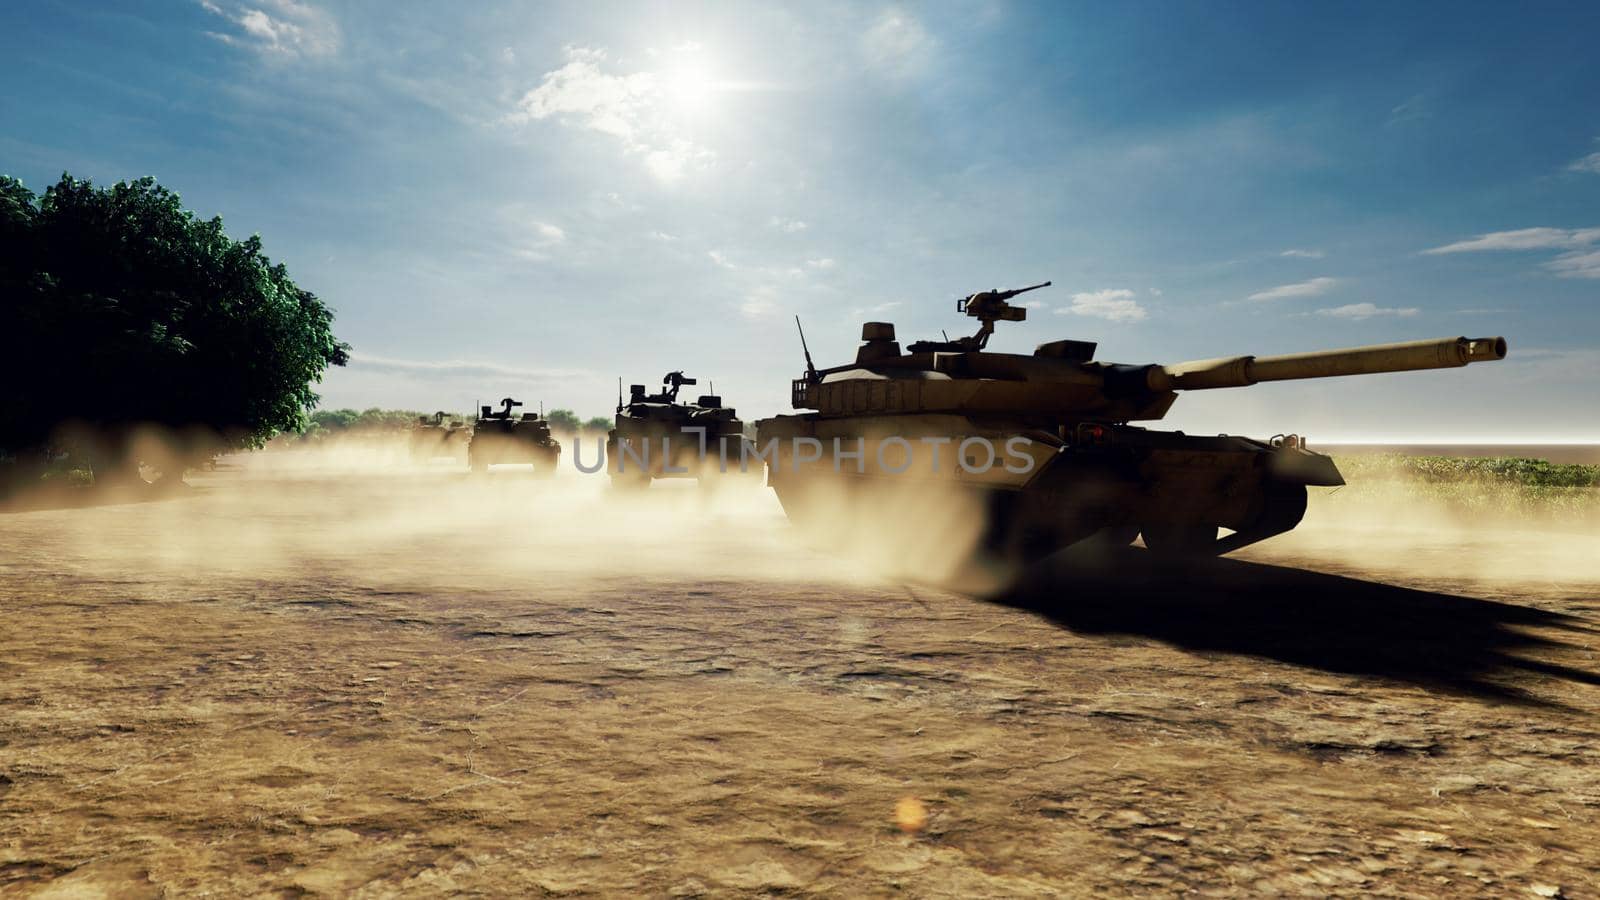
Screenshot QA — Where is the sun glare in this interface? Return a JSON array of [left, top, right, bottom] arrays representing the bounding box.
[[663, 59, 717, 113]]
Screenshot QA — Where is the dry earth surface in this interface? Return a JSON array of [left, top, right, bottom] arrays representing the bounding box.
[[2, 452, 1598, 897]]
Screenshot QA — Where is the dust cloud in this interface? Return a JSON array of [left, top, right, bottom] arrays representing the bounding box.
[[1244, 479, 1599, 586], [760, 471, 1003, 590], [14, 440, 874, 597], [15, 435, 1595, 593]]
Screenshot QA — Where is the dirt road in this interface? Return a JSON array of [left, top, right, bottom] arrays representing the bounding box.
[[2, 457, 1597, 896]]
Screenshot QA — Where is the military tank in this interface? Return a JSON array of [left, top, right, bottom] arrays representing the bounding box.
[[755, 282, 1506, 575], [467, 398, 561, 474], [607, 371, 755, 489], [410, 411, 469, 464]]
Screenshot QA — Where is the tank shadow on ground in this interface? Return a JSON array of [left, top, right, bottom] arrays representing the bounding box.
[[991, 546, 1600, 707]]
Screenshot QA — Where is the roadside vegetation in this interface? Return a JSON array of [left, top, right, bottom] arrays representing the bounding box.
[[273, 408, 434, 445], [1, 172, 346, 497], [1330, 455, 1600, 522]]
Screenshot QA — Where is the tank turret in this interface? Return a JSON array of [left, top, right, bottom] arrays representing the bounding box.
[[756, 282, 1508, 582]]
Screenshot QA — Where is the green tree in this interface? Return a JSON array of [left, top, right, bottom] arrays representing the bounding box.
[[545, 408, 582, 432], [0, 173, 349, 485], [583, 416, 613, 432]]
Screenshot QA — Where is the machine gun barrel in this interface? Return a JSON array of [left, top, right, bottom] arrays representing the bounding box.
[[1146, 336, 1507, 392], [991, 280, 1051, 302]]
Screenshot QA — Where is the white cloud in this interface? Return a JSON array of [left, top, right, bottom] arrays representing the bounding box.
[[1247, 276, 1338, 302], [1567, 151, 1600, 175], [517, 47, 635, 132], [1280, 248, 1325, 259], [201, 0, 340, 58], [1314, 303, 1419, 321], [1545, 248, 1600, 279], [511, 45, 715, 183], [1057, 289, 1147, 323], [498, 209, 567, 261], [1502, 348, 1600, 382], [849, 301, 902, 318], [1422, 227, 1600, 279], [648, 230, 677, 242], [349, 353, 584, 382], [739, 285, 779, 320], [707, 250, 735, 269], [863, 8, 933, 79], [805, 257, 836, 270], [1422, 227, 1600, 254], [769, 216, 808, 233], [643, 139, 711, 182], [1388, 94, 1430, 126]]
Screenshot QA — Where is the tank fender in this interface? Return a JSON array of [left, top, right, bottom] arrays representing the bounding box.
[[1267, 448, 1344, 486]]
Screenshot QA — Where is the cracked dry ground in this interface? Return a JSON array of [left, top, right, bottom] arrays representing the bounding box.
[[2, 463, 1598, 896]]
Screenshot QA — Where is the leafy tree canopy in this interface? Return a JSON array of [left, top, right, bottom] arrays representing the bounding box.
[[544, 408, 582, 432], [288, 408, 434, 442], [0, 173, 349, 476]]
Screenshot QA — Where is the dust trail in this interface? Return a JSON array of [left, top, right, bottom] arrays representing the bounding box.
[[4, 440, 891, 594], [1243, 479, 1599, 586], [8, 436, 1596, 594]]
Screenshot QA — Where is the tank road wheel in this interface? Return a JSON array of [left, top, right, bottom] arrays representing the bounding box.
[[1210, 481, 1309, 555], [1140, 524, 1220, 559]]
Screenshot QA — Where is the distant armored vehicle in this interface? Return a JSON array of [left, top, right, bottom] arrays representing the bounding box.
[[607, 372, 755, 489], [756, 282, 1506, 574], [410, 411, 469, 463], [468, 398, 561, 473]]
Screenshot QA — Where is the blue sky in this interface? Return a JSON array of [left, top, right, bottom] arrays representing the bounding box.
[[4, 0, 1598, 439]]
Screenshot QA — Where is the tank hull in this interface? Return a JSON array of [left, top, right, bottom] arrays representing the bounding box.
[[606, 415, 758, 488], [410, 425, 469, 463], [467, 424, 560, 473], [755, 413, 1338, 575]]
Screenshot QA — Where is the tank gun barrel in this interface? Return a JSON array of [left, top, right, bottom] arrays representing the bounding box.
[[1146, 336, 1507, 392]]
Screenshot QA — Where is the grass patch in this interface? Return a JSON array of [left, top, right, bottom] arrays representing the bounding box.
[[1328, 455, 1600, 523]]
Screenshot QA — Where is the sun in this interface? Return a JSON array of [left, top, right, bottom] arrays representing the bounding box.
[[663, 59, 717, 113]]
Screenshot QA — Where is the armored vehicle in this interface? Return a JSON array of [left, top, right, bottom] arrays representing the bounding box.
[[607, 371, 755, 489], [467, 398, 561, 474], [410, 411, 469, 464], [755, 282, 1506, 575]]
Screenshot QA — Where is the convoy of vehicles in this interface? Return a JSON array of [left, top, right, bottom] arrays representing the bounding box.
[[412, 281, 1506, 579]]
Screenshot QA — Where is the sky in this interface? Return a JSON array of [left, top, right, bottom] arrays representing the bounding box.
[[3, 0, 1598, 441]]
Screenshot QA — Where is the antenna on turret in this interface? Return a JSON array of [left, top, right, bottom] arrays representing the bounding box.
[[795, 316, 819, 383], [616, 377, 623, 413]]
